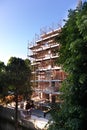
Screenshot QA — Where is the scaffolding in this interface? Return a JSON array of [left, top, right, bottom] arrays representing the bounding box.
[[27, 27, 66, 103]]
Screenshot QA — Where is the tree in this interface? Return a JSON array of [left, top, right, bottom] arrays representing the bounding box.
[[6, 57, 31, 130], [0, 61, 8, 97], [23, 59, 32, 100], [48, 2, 87, 130]]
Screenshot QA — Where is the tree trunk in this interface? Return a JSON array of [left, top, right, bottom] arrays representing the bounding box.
[[15, 87, 18, 130]]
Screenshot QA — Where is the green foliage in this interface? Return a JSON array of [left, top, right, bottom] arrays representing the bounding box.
[[0, 57, 32, 102], [0, 61, 8, 96], [6, 57, 32, 96], [49, 2, 87, 130]]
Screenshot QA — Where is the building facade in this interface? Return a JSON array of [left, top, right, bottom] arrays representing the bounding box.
[[28, 28, 66, 103]]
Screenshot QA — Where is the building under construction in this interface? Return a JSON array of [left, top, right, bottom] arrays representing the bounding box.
[[28, 27, 66, 103]]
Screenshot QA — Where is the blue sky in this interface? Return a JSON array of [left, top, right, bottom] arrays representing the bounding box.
[[0, 0, 85, 64]]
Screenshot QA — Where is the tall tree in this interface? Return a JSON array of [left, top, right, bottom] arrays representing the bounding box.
[[0, 61, 8, 97], [49, 2, 87, 130], [23, 58, 32, 99], [6, 57, 31, 130]]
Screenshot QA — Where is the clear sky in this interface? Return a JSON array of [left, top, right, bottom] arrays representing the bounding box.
[[0, 0, 85, 64]]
